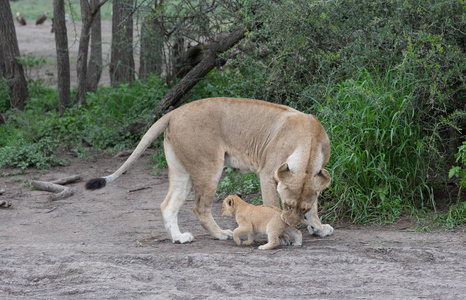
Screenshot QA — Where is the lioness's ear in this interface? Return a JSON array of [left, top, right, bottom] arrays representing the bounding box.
[[275, 163, 293, 183], [312, 169, 331, 190]]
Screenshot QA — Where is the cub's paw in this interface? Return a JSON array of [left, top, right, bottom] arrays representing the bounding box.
[[258, 244, 273, 250], [278, 233, 291, 246], [172, 232, 194, 244], [214, 229, 234, 240], [307, 224, 334, 237], [292, 239, 302, 247]]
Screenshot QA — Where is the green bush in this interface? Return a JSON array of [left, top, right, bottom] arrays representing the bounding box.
[[216, 168, 261, 203], [449, 141, 466, 203], [0, 75, 168, 169], [311, 68, 434, 223]]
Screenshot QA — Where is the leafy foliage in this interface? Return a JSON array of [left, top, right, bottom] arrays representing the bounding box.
[[449, 141, 466, 203], [216, 168, 261, 203], [0, 75, 167, 168]]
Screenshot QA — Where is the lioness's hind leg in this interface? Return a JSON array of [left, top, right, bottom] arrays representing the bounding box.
[[161, 143, 194, 244], [192, 165, 233, 240]]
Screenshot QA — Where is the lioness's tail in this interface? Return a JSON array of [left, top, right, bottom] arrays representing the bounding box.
[[85, 113, 171, 190]]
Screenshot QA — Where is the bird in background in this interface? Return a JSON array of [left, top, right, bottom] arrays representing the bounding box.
[[36, 12, 47, 25], [16, 12, 26, 26]]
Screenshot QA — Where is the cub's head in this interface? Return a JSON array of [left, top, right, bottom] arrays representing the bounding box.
[[275, 163, 331, 227], [221, 195, 239, 217]]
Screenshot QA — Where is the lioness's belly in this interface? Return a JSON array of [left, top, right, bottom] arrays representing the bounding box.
[[224, 153, 257, 174]]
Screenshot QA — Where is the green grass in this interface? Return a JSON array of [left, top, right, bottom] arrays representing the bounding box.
[[309, 68, 436, 224]]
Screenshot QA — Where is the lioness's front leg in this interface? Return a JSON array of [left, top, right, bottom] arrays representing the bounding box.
[[260, 176, 280, 208], [306, 200, 333, 237]]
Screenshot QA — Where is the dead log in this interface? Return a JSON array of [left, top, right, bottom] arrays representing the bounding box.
[[50, 175, 81, 185], [31, 175, 80, 201], [114, 150, 133, 158]]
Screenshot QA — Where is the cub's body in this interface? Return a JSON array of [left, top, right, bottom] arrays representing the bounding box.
[[222, 195, 302, 250]]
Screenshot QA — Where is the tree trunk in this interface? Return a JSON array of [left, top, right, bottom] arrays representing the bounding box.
[[139, 15, 163, 80], [74, 0, 109, 106], [153, 27, 247, 115], [53, 0, 71, 114], [87, 0, 103, 93], [0, 0, 28, 110], [0, 41, 5, 78], [110, 0, 135, 87]]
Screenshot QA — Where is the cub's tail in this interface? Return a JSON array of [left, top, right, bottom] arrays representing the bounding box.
[[85, 113, 171, 190]]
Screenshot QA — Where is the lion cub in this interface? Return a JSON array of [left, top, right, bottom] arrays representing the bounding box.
[[221, 194, 302, 250]]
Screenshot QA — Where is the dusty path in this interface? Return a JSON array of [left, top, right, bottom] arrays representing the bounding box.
[[1, 154, 465, 299]]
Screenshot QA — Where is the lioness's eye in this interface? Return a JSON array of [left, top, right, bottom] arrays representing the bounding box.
[[285, 204, 293, 210]]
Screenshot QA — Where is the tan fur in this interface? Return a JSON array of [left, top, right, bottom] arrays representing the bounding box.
[[87, 97, 333, 244], [222, 195, 302, 250]]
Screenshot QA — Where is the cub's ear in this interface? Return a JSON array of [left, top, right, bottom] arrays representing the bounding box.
[[227, 196, 235, 207], [275, 163, 293, 183], [312, 169, 331, 191]]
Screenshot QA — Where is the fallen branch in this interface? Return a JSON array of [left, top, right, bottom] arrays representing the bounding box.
[[128, 186, 152, 193], [31, 175, 80, 201], [114, 150, 133, 158], [0, 200, 11, 208], [50, 175, 81, 185]]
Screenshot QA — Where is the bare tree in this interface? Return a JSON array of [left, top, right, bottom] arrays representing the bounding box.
[[87, 0, 103, 93], [0, 0, 28, 110], [110, 0, 135, 87], [75, 0, 109, 106], [139, 5, 164, 80], [53, 0, 71, 114]]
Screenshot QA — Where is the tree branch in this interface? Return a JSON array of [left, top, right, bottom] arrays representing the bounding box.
[[165, 1, 218, 38], [117, 0, 149, 27], [152, 26, 247, 115]]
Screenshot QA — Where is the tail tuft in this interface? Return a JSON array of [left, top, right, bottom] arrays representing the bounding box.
[[85, 178, 107, 190]]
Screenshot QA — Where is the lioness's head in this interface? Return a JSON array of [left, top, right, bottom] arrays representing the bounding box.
[[275, 163, 331, 227]]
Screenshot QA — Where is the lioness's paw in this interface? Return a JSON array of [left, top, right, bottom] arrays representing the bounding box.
[[172, 232, 194, 244], [214, 229, 233, 240], [307, 224, 334, 237]]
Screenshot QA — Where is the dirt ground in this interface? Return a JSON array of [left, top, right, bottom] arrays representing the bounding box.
[[1, 153, 465, 299]]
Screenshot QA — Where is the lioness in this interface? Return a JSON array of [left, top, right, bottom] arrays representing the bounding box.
[[86, 97, 333, 244], [222, 195, 302, 250]]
